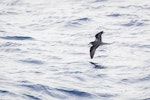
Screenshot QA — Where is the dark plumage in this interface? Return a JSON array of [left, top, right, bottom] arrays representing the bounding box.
[[90, 31, 104, 59]]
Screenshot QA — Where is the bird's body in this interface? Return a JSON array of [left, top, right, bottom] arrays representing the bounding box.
[[90, 31, 104, 59]]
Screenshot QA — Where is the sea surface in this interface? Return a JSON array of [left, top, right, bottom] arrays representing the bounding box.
[[0, 0, 150, 100]]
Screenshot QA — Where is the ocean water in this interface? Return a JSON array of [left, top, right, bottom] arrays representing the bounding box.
[[0, 0, 150, 100]]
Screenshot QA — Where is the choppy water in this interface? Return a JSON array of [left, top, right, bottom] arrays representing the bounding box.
[[0, 0, 150, 100]]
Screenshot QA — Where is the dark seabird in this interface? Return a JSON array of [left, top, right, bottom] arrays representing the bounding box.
[[89, 31, 104, 59]]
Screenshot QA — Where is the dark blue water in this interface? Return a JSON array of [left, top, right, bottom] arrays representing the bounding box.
[[0, 0, 150, 100]]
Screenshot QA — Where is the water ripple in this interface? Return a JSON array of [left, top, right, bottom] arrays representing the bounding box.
[[0, 30, 6, 33], [56, 88, 91, 97], [0, 90, 9, 93], [23, 94, 41, 100], [142, 98, 150, 100], [93, 0, 108, 2], [76, 17, 90, 21], [0, 36, 34, 40], [107, 13, 122, 17], [0, 42, 21, 47], [119, 5, 150, 9], [19, 58, 44, 65], [66, 17, 91, 27], [121, 20, 145, 27], [20, 84, 49, 92], [97, 93, 116, 98], [0, 90, 17, 98], [139, 75, 150, 81]]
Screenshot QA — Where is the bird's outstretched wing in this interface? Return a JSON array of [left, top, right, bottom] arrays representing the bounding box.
[[90, 45, 98, 59]]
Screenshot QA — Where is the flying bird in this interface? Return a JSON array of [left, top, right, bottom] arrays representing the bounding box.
[[89, 31, 104, 59]]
